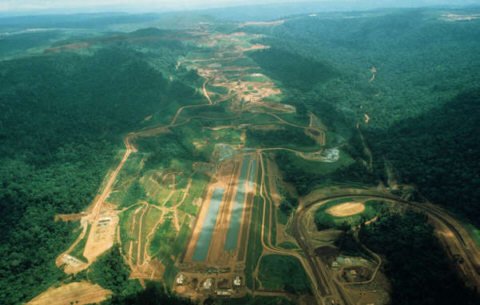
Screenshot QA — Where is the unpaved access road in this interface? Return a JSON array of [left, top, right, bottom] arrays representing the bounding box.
[[72, 64, 217, 270], [293, 192, 480, 305], [252, 153, 323, 303]]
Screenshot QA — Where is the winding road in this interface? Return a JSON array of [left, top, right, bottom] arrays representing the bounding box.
[[292, 192, 480, 305]]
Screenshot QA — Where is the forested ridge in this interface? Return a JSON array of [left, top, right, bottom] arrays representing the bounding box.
[[367, 89, 480, 226], [245, 8, 480, 304], [248, 8, 480, 127], [1, 7, 479, 305], [360, 211, 479, 305], [0, 35, 199, 303], [247, 8, 480, 222]]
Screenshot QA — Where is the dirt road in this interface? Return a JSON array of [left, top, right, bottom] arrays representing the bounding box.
[[254, 153, 324, 304], [293, 192, 480, 305], [55, 220, 88, 271], [89, 135, 136, 221]]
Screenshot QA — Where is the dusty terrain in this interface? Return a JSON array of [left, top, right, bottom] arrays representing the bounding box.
[[27, 282, 111, 305], [84, 212, 119, 262], [326, 202, 365, 217], [44, 20, 480, 305], [295, 190, 480, 305]]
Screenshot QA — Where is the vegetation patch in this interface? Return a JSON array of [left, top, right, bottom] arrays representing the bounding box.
[[275, 149, 370, 196], [89, 246, 136, 296], [360, 211, 479, 305], [149, 218, 176, 260], [240, 74, 271, 83], [246, 127, 318, 150], [178, 173, 209, 216], [248, 48, 338, 90], [277, 208, 290, 225], [209, 294, 294, 305], [278, 242, 298, 249], [245, 194, 264, 289], [136, 133, 200, 172], [69, 224, 91, 263], [314, 199, 388, 230], [162, 257, 178, 286], [102, 282, 193, 305], [119, 205, 142, 249], [172, 217, 191, 259], [120, 179, 146, 208], [143, 207, 162, 231], [258, 254, 311, 294]]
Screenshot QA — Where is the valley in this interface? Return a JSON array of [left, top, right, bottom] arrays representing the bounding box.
[[1, 6, 479, 305]]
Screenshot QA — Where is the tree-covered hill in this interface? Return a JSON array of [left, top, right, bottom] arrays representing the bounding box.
[[368, 89, 480, 226], [0, 35, 199, 303], [360, 210, 479, 305], [245, 8, 480, 225], [248, 8, 480, 129]]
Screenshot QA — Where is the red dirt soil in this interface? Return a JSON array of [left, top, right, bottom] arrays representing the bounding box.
[[27, 281, 111, 305]]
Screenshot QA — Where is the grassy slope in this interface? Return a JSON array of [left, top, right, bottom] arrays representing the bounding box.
[[258, 254, 311, 294]]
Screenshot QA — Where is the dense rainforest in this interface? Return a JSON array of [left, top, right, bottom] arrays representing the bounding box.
[[360, 210, 479, 305], [103, 282, 195, 305], [0, 29, 201, 303], [368, 89, 480, 225], [70, 247, 194, 305], [244, 8, 480, 305], [1, 6, 479, 305], [246, 8, 480, 224]]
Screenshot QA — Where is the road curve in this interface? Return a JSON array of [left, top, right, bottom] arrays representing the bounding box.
[[292, 192, 480, 305]]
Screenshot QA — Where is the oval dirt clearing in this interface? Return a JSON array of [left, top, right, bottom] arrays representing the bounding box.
[[326, 202, 365, 217]]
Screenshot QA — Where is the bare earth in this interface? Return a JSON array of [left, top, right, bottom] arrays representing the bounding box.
[[326, 202, 365, 217], [442, 13, 480, 22], [364, 114, 370, 124], [83, 212, 119, 263], [27, 281, 111, 305], [240, 20, 285, 27]]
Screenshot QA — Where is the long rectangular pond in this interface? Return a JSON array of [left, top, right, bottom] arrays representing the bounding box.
[[247, 156, 257, 192], [192, 187, 225, 261], [224, 155, 256, 250]]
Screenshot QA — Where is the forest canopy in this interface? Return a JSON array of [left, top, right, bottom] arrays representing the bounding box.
[[0, 39, 198, 303]]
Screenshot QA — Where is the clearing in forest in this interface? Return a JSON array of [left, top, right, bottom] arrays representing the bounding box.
[[27, 282, 111, 305], [326, 202, 365, 217]]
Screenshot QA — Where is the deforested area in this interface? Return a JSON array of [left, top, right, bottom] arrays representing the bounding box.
[[1, 2, 479, 305]]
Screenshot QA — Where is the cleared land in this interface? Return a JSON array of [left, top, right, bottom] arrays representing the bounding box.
[[326, 202, 365, 217], [258, 254, 310, 293], [35, 14, 480, 305], [51, 24, 341, 303], [294, 190, 480, 305], [314, 199, 388, 230], [83, 213, 119, 263], [27, 282, 111, 305]]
